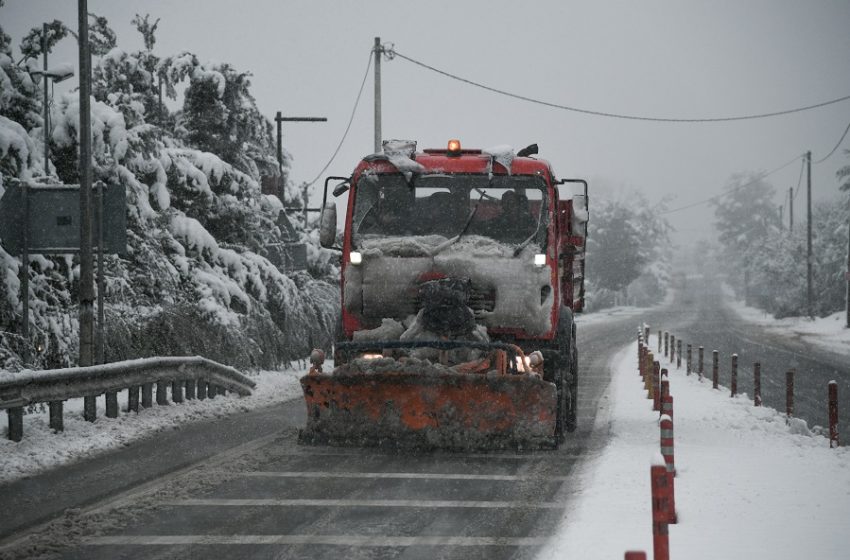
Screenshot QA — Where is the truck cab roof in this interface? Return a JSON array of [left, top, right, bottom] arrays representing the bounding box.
[[355, 150, 554, 179]]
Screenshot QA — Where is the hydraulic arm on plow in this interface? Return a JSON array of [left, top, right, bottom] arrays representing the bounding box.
[[300, 140, 588, 450]]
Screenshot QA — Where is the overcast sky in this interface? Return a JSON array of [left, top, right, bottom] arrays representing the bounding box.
[[5, 0, 850, 244]]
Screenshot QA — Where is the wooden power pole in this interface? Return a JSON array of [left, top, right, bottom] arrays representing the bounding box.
[[373, 37, 382, 153], [78, 0, 94, 367], [806, 150, 813, 319]]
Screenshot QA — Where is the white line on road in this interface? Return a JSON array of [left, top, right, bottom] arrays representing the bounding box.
[[221, 471, 570, 481], [168, 498, 564, 509], [87, 534, 549, 547]]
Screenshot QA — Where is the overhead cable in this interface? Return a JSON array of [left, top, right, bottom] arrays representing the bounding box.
[[303, 51, 373, 188], [659, 155, 803, 215], [813, 119, 850, 164], [389, 48, 850, 123]]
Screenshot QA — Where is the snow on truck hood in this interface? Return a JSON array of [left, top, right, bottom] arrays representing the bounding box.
[[345, 235, 554, 336]]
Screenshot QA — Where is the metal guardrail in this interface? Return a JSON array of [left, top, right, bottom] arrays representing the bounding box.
[[1, 356, 256, 442]]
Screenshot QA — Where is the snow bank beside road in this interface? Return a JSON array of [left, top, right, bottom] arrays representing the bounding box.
[[541, 343, 850, 560], [730, 301, 850, 357], [0, 367, 305, 485]]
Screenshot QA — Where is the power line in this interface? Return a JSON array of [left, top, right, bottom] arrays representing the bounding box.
[[303, 51, 373, 188], [659, 155, 803, 215], [389, 48, 850, 124], [813, 118, 850, 164]]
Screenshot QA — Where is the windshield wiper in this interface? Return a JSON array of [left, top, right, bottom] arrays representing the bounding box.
[[430, 191, 485, 256], [512, 201, 546, 257]]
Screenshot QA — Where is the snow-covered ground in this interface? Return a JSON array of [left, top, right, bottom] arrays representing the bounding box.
[[540, 343, 850, 560], [730, 301, 850, 357], [0, 365, 305, 484]]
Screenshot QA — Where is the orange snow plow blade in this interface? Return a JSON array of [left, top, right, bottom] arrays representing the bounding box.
[[299, 344, 557, 450]]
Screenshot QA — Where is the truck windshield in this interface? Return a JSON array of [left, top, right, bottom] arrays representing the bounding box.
[[352, 173, 548, 248]]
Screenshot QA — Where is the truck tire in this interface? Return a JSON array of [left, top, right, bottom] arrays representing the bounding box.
[[553, 310, 573, 443], [566, 323, 578, 433]]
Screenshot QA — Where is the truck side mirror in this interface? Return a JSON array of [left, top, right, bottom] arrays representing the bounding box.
[[319, 202, 337, 248]]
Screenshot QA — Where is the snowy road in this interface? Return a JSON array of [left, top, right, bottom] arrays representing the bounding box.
[[654, 274, 850, 432], [1, 315, 640, 560], [3, 281, 844, 559]]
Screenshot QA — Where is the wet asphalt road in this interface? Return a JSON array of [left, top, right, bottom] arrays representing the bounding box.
[[649, 275, 850, 432], [0, 313, 641, 560]]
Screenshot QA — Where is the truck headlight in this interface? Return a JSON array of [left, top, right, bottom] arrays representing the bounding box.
[[350, 251, 363, 265], [533, 253, 546, 267]]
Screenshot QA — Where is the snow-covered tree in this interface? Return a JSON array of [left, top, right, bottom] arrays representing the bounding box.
[[0, 10, 337, 371], [585, 192, 672, 309]]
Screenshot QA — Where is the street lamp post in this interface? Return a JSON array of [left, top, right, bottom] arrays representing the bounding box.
[[32, 25, 74, 177]]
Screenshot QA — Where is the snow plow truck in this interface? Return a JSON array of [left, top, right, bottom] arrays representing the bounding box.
[[300, 139, 588, 449]]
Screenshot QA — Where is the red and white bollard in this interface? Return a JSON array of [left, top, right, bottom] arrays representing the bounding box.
[[660, 412, 677, 524], [653, 363, 662, 411], [829, 381, 839, 448], [659, 371, 669, 417], [625, 552, 647, 560], [650, 462, 671, 560]]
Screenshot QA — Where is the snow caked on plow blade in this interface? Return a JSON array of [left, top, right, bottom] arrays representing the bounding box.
[[299, 355, 557, 450]]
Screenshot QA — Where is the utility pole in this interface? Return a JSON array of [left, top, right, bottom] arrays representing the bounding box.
[[373, 36, 382, 153], [806, 150, 813, 319], [789, 186, 794, 232], [42, 23, 49, 176], [78, 0, 94, 367], [845, 214, 849, 328]]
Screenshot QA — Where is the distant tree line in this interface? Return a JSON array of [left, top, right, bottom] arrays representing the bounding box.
[[712, 169, 849, 318], [585, 192, 672, 310]]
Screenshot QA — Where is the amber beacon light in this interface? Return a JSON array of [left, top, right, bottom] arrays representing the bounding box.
[[447, 139, 462, 155]]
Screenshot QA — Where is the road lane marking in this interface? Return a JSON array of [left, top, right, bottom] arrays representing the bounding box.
[[168, 498, 564, 509], [87, 535, 550, 547], [219, 471, 570, 481]]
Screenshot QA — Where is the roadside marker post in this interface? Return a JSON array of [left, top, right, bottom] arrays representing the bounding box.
[[829, 381, 839, 448], [676, 340, 682, 370], [670, 335, 675, 364], [712, 350, 719, 390], [730, 354, 738, 398], [753, 362, 762, 406], [698, 346, 704, 381], [686, 344, 692, 375], [653, 363, 661, 411], [660, 413, 677, 522], [786, 369, 795, 420], [650, 464, 671, 560], [664, 332, 669, 358], [625, 552, 647, 560]]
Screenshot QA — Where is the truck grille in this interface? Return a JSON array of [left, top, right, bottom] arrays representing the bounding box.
[[405, 284, 496, 318]]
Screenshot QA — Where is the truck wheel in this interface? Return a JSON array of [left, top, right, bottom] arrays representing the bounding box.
[[553, 321, 571, 444], [332, 316, 349, 365], [565, 325, 578, 433]]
